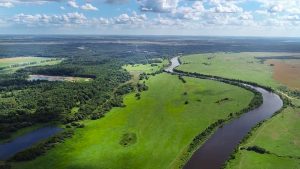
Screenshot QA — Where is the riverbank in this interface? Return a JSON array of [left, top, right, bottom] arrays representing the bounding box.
[[176, 53, 300, 169]]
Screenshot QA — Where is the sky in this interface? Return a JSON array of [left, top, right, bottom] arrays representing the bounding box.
[[1, 0, 300, 36]]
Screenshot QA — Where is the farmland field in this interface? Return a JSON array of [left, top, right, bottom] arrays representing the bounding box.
[[11, 70, 254, 169], [0, 57, 61, 74], [177, 52, 300, 89], [267, 60, 300, 90]]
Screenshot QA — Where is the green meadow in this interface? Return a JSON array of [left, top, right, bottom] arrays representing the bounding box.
[[176, 52, 300, 169], [0, 57, 61, 74], [12, 71, 253, 169], [123, 59, 168, 74], [177, 52, 300, 89]]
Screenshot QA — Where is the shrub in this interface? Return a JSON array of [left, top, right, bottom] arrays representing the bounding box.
[[246, 146, 269, 154]]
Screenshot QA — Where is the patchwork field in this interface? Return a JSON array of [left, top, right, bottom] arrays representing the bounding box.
[[177, 52, 300, 89], [176, 52, 300, 169], [0, 57, 61, 74], [11, 71, 253, 169]]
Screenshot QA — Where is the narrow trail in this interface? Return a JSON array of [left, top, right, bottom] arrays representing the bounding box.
[[165, 57, 283, 169]]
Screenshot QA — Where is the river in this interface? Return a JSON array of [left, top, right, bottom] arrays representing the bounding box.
[[0, 126, 62, 160], [165, 57, 283, 169]]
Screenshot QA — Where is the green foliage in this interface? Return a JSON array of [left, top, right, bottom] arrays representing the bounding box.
[[0, 55, 131, 140], [245, 146, 269, 154], [11, 73, 254, 169], [119, 132, 137, 147]]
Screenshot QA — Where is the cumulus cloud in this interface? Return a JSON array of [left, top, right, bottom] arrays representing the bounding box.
[[268, 5, 283, 13], [257, 0, 300, 14], [173, 1, 205, 21], [0, 0, 63, 7], [81, 3, 98, 11], [281, 15, 300, 21], [213, 3, 243, 13], [12, 12, 87, 26], [138, 0, 180, 12], [1, 0, 300, 35], [67, 0, 79, 8], [66, 1, 98, 11], [8, 11, 146, 27], [239, 12, 253, 20], [0, 1, 14, 7], [115, 12, 147, 24]]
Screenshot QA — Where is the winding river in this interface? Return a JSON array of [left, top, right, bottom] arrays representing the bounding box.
[[165, 57, 283, 169]]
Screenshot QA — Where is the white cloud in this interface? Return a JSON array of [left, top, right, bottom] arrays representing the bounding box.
[[115, 12, 147, 24], [174, 1, 205, 21], [239, 12, 253, 20], [81, 3, 98, 11], [257, 0, 300, 14], [268, 4, 283, 13], [67, 0, 79, 8], [0, 1, 14, 8], [2, 0, 300, 36], [209, 1, 243, 13], [12, 12, 88, 26], [0, 0, 62, 7], [139, 0, 179, 12], [281, 15, 300, 21]]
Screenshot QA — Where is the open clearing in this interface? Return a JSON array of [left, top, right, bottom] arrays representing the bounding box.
[[176, 52, 300, 169], [0, 57, 61, 74], [12, 72, 253, 169], [123, 59, 168, 84], [27, 75, 92, 82], [123, 59, 168, 74]]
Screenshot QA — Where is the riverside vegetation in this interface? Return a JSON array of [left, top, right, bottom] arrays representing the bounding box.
[[177, 52, 300, 169]]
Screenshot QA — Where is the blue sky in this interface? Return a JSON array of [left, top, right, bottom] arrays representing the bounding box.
[[1, 0, 300, 36]]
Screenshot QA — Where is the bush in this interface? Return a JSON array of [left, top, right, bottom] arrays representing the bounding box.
[[246, 146, 269, 154]]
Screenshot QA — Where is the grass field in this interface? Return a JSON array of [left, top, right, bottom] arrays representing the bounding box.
[[123, 59, 168, 74], [225, 106, 300, 169], [177, 52, 300, 89], [123, 59, 168, 84], [176, 52, 300, 169], [0, 57, 61, 74], [11, 72, 253, 169]]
